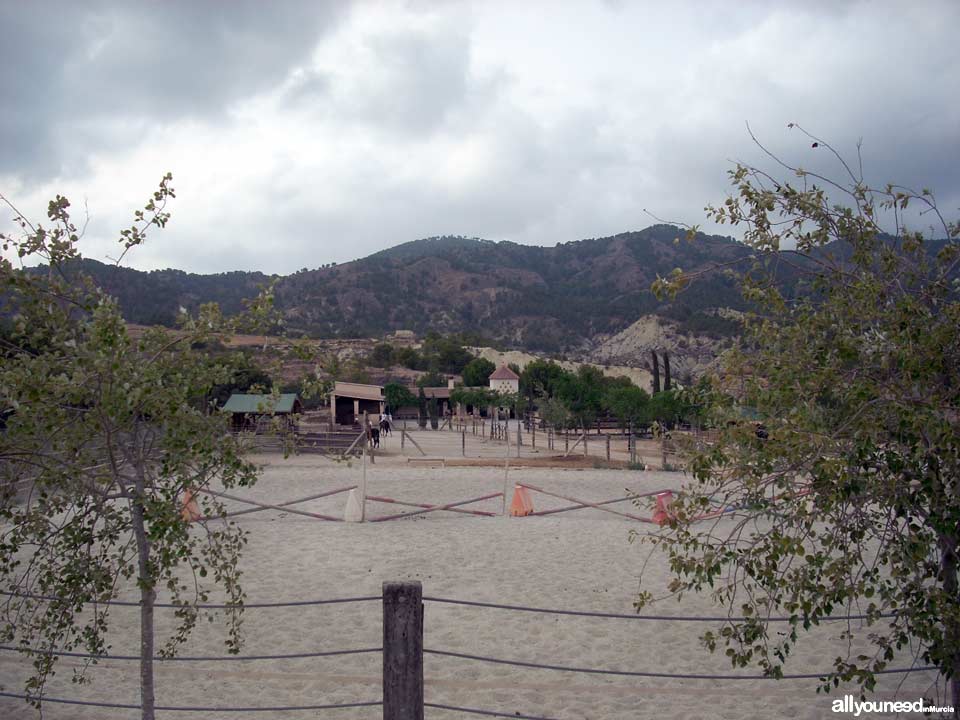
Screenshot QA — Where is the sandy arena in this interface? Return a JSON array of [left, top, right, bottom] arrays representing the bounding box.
[[0, 427, 942, 719]]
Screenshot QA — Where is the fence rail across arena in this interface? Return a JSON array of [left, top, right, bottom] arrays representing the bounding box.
[[0, 583, 934, 719]]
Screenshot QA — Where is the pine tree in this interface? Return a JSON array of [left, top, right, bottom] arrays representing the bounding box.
[[651, 350, 661, 394]]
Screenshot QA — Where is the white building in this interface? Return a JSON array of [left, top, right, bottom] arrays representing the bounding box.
[[488, 364, 520, 394]]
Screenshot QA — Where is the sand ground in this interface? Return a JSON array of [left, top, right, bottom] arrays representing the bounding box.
[[0, 429, 942, 719]]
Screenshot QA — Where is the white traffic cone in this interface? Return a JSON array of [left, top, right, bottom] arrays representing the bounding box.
[[343, 489, 363, 522]]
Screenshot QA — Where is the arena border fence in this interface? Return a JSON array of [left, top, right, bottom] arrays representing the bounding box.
[[0, 582, 934, 719]]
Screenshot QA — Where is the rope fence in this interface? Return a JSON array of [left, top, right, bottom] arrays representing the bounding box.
[[425, 702, 561, 720], [0, 588, 380, 609], [0, 644, 381, 662], [0, 691, 383, 713], [0, 583, 936, 719], [3, 588, 896, 621], [422, 595, 899, 622], [0, 588, 384, 715], [424, 648, 933, 681]]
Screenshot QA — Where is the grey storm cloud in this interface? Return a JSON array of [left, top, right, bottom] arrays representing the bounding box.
[[1, 1, 958, 274], [0, 0, 348, 179], [283, 21, 486, 140]]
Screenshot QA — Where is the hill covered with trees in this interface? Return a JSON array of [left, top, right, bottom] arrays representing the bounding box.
[[40, 259, 273, 327], [56, 225, 753, 351], [274, 225, 750, 350]]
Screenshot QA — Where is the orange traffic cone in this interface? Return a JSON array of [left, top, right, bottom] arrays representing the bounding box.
[[180, 488, 201, 522], [510, 485, 534, 517], [653, 491, 675, 526]]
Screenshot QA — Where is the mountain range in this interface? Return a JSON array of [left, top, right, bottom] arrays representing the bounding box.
[[67, 224, 750, 353]]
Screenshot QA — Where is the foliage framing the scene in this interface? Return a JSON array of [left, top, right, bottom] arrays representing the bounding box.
[[0, 178, 265, 719], [643, 127, 960, 707]]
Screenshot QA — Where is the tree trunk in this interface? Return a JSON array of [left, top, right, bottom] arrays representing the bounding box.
[[131, 494, 156, 720], [663, 352, 671, 392], [651, 351, 661, 394], [940, 537, 960, 716]]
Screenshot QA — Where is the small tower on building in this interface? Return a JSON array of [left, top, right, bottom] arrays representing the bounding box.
[[489, 364, 520, 394]]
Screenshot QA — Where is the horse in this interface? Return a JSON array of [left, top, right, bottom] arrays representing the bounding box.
[[370, 427, 380, 449], [379, 418, 391, 436]]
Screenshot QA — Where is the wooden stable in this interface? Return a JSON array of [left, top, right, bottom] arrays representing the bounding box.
[[330, 381, 385, 426]]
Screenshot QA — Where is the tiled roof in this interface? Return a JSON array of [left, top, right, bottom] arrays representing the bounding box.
[[489, 364, 520, 380]]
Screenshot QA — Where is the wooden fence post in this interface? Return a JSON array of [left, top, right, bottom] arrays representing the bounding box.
[[606, 434, 610, 462], [565, 434, 569, 453], [462, 429, 465, 457], [383, 581, 423, 720], [361, 443, 367, 521]]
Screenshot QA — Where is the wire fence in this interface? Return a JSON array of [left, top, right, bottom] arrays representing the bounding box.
[[0, 585, 938, 718], [0, 644, 381, 662], [425, 702, 560, 720], [420, 595, 930, 685], [0, 589, 380, 609], [422, 594, 898, 622], [0, 691, 383, 713], [424, 648, 932, 681], [0, 589, 382, 715]]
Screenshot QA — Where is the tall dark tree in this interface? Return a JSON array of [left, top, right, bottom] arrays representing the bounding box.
[[368, 342, 395, 368], [461, 357, 496, 387], [663, 351, 671, 391], [554, 365, 605, 431], [520, 359, 567, 402], [417, 386, 428, 429], [651, 350, 661, 394], [384, 382, 416, 413]]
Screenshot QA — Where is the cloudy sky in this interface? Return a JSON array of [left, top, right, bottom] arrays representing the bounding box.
[[1, 0, 957, 274]]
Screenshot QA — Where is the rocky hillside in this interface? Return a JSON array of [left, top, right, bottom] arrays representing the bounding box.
[[273, 225, 750, 350], [56, 224, 751, 355], [585, 313, 737, 380]]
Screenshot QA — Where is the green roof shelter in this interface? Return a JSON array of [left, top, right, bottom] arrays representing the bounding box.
[[222, 393, 303, 432]]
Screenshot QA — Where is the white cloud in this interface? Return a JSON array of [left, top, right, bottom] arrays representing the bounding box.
[[1, 0, 957, 274]]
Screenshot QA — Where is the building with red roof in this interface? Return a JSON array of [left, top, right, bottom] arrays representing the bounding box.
[[489, 364, 520, 394]]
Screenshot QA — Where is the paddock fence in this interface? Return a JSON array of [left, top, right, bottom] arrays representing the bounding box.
[[0, 582, 933, 720], [231, 429, 367, 457], [435, 414, 723, 469]]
